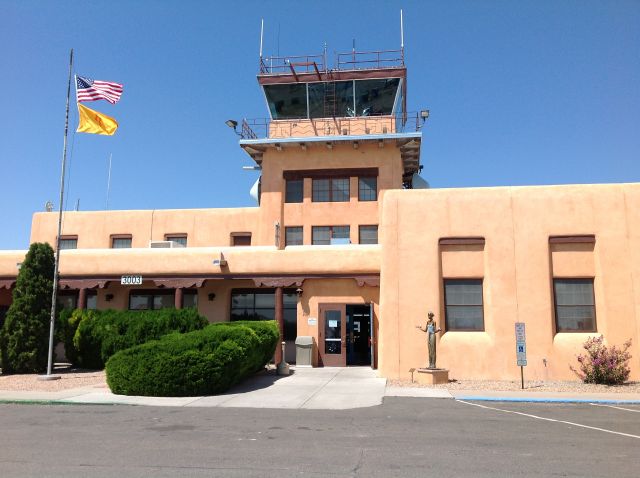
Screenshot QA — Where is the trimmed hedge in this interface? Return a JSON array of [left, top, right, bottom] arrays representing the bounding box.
[[105, 320, 279, 397], [68, 308, 208, 369]]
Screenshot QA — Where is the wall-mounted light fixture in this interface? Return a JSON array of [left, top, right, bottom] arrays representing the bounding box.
[[420, 110, 430, 121], [225, 119, 241, 137], [105, 294, 114, 302], [208, 293, 216, 301], [295, 287, 303, 297]]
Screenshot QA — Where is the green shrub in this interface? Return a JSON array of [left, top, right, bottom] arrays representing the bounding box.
[[570, 335, 632, 385], [105, 320, 278, 396], [0, 243, 54, 373], [69, 308, 208, 369]]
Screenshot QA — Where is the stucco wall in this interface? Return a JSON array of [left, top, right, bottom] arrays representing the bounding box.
[[379, 183, 640, 381]]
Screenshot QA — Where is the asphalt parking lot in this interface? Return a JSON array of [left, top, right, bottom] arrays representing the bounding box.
[[1, 398, 638, 477]]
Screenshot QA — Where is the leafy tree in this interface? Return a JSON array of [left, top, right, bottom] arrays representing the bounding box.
[[0, 242, 55, 373]]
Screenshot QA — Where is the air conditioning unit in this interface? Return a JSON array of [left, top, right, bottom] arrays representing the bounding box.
[[149, 241, 185, 249]]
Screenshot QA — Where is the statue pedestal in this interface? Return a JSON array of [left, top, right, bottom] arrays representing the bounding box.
[[415, 368, 449, 385]]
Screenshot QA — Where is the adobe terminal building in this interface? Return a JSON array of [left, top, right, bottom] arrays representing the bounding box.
[[0, 47, 639, 382]]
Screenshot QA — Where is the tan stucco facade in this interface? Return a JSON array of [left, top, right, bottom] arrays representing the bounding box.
[[378, 183, 640, 381]]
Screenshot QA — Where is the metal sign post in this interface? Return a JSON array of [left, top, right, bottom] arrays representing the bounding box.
[[515, 322, 527, 389]]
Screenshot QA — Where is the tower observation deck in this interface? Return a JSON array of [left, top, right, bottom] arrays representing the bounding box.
[[239, 47, 425, 187]]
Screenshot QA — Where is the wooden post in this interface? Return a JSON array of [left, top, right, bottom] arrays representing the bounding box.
[[78, 288, 87, 310], [275, 286, 284, 363], [175, 287, 183, 310]]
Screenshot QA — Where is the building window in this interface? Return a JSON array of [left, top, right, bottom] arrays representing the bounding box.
[[0, 305, 8, 330], [444, 279, 484, 331], [129, 290, 175, 310], [358, 177, 377, 201], [359, 225, 378, 244], [312, 178, 349, 202], [285, 226, 303, 246], [231, 233, 251, 246], [230, 289, 297, 341], [165, 234, 187, 247], [183, 289, 198, 308], [86, 290, 97, 310], [285, 179, 303, 203], [111, 236, 132, 248], [312, 226, 350, 245], [59, 236, 78, 250], [57, 291, 78, 311], [553, 279, 596, 332]]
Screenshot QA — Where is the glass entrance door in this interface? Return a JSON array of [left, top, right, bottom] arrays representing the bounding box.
[[346, 304, 372, 366], [318, 304, 346, 366]]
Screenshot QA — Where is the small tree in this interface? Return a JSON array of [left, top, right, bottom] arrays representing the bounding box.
[[0, 242, 55, 373], [570, 335, 632, 385]]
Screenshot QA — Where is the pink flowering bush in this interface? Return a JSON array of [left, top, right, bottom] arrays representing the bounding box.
[[570, 335, 632, 385]]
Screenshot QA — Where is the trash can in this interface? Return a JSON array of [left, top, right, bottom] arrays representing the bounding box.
[[295, 336, 314, 367]]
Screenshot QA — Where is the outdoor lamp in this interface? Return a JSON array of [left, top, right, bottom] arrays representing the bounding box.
[[208, 293, 216, 301], [225, 119, 238, 129], [420, 110, 430, 121], [295, 287, 303, 297]]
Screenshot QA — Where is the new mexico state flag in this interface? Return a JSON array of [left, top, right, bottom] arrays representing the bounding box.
[[76, 103, 118, 135]]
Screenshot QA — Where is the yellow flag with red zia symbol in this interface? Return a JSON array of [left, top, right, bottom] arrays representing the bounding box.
[[76, 103, 118, 135]]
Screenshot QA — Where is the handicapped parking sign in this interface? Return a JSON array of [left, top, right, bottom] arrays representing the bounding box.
[[515, 323, 527, 366]]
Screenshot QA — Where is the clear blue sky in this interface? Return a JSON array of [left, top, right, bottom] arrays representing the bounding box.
[[1, 1, 639, 250]]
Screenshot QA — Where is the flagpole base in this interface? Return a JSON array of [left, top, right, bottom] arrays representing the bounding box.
[[37, 374, 61, 381]]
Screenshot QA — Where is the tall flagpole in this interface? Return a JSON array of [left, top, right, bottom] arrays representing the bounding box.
[[41, 49, 73, 380]]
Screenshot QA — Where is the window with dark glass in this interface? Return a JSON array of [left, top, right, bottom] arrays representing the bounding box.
[[111, 236, 132, 249], [444, 279, 484, 331], [285, 226, 303, 246], [59, 236, 78, 250], [230, 289, 297, 343], [165, 234, 187, 247], [263, 83, 308, 119], [354, 78, 401, 116], [358, 176, 377, 201], [285, 179, 303, 203], [86, 290, 97, 310], [359, 225, 378, 244], [129, 290, 174, 310], [312, 226, 350, 245], [312, 178, 349, 202], [231, 233, 251, 246], [57, 291, 78, 311], [183, 289, 198, 308], [553, 279, 596, 332]]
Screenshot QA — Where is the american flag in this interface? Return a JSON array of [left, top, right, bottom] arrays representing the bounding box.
[[76, 75, 123, 104]]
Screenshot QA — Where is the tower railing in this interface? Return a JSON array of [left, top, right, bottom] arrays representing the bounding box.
[[259, 49, 404, 75], [240, 111, 424, 140]]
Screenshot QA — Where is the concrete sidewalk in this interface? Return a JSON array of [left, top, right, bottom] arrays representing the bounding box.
[[0, 367, 387, 410], [3, 369, 640, 408], [385, 385, 640, 404]]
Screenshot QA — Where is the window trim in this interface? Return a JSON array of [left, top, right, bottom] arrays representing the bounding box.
[[443, 278, 485, 332], [283, 167, 378, 180], [552, 277, 597, 333]]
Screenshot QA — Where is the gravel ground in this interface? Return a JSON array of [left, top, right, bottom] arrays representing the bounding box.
[[0, 367, 106, 392], [389, 378, 640, 393]]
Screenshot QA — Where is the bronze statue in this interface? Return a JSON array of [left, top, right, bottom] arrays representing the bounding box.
[[416, 312, 442, 369]]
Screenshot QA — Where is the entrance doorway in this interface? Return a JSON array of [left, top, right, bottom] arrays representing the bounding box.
[[318, 303, 373, 367]]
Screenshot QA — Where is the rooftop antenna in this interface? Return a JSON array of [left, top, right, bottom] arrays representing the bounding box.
[[106, 152, 112, 210], [277, 22, 280, 57], [400, 9, 404, 50], [74, 198, 80, 211], [259, 18, 264, 59]]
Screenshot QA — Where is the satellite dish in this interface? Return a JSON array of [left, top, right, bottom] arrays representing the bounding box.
[[411, 173, 430, 189], [249, 176, 261, 205]]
